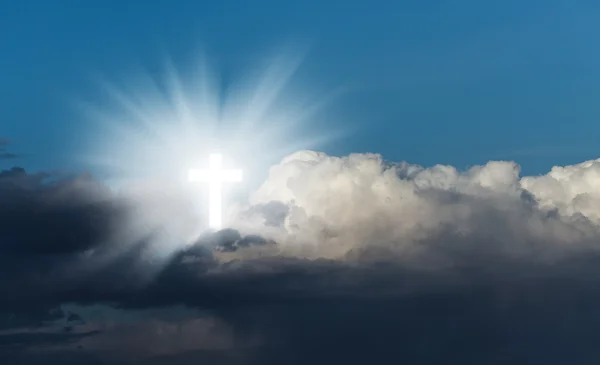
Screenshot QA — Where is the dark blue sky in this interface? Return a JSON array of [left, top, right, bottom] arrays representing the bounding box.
[[2, 0, 600, 175]]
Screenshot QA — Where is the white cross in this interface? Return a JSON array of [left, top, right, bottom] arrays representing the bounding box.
[[188, 153, 242, 230]]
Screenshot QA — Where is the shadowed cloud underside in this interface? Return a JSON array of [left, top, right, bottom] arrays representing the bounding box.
[[3, 150, 600, 363]]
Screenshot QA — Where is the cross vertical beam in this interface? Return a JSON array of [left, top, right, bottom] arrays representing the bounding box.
[[188, 153, 242, 230]]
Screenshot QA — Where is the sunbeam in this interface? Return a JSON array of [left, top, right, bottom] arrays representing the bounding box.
[[69, 48, 347, 281]]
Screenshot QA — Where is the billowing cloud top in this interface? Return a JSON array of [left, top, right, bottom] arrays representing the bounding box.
[[3, 151, 600, 364], [235, 151, 600, 262]]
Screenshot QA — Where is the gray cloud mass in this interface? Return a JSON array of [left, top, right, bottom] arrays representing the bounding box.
[[3, 151, 600, 364]]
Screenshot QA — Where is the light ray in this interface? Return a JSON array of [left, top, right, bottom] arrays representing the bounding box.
[[78, 47, 344, 261]]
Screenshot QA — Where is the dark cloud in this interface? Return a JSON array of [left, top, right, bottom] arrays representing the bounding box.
[[0, 138, 21, 160], [0, 153, 19, 159], [3, 162, 600, 365], [0, 330, 99, 351]]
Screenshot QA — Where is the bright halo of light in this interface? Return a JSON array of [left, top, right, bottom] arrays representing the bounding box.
[[75, 46, 345, 242], [78, 48, 344, 186]]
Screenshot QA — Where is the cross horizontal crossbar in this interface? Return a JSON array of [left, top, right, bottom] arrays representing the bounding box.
[[188, 153, 243, 230]]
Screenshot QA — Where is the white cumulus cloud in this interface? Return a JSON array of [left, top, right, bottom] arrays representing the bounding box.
[[230, 151, 600, 264]]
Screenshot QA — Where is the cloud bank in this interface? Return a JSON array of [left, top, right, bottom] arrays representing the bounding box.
[[3, 151, 600, 364], [233, 150, 600, 263]]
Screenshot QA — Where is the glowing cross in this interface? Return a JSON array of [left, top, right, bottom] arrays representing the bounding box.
[[188, 153, 242, 230]]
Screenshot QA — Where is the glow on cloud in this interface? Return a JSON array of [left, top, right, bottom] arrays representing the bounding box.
[[69, 48, 346, 273]]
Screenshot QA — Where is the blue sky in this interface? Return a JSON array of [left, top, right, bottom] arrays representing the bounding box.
[[2, 0, 600, 175]]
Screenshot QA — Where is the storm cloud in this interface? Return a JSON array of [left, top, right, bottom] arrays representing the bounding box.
[[3, 151, 600, 364]]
